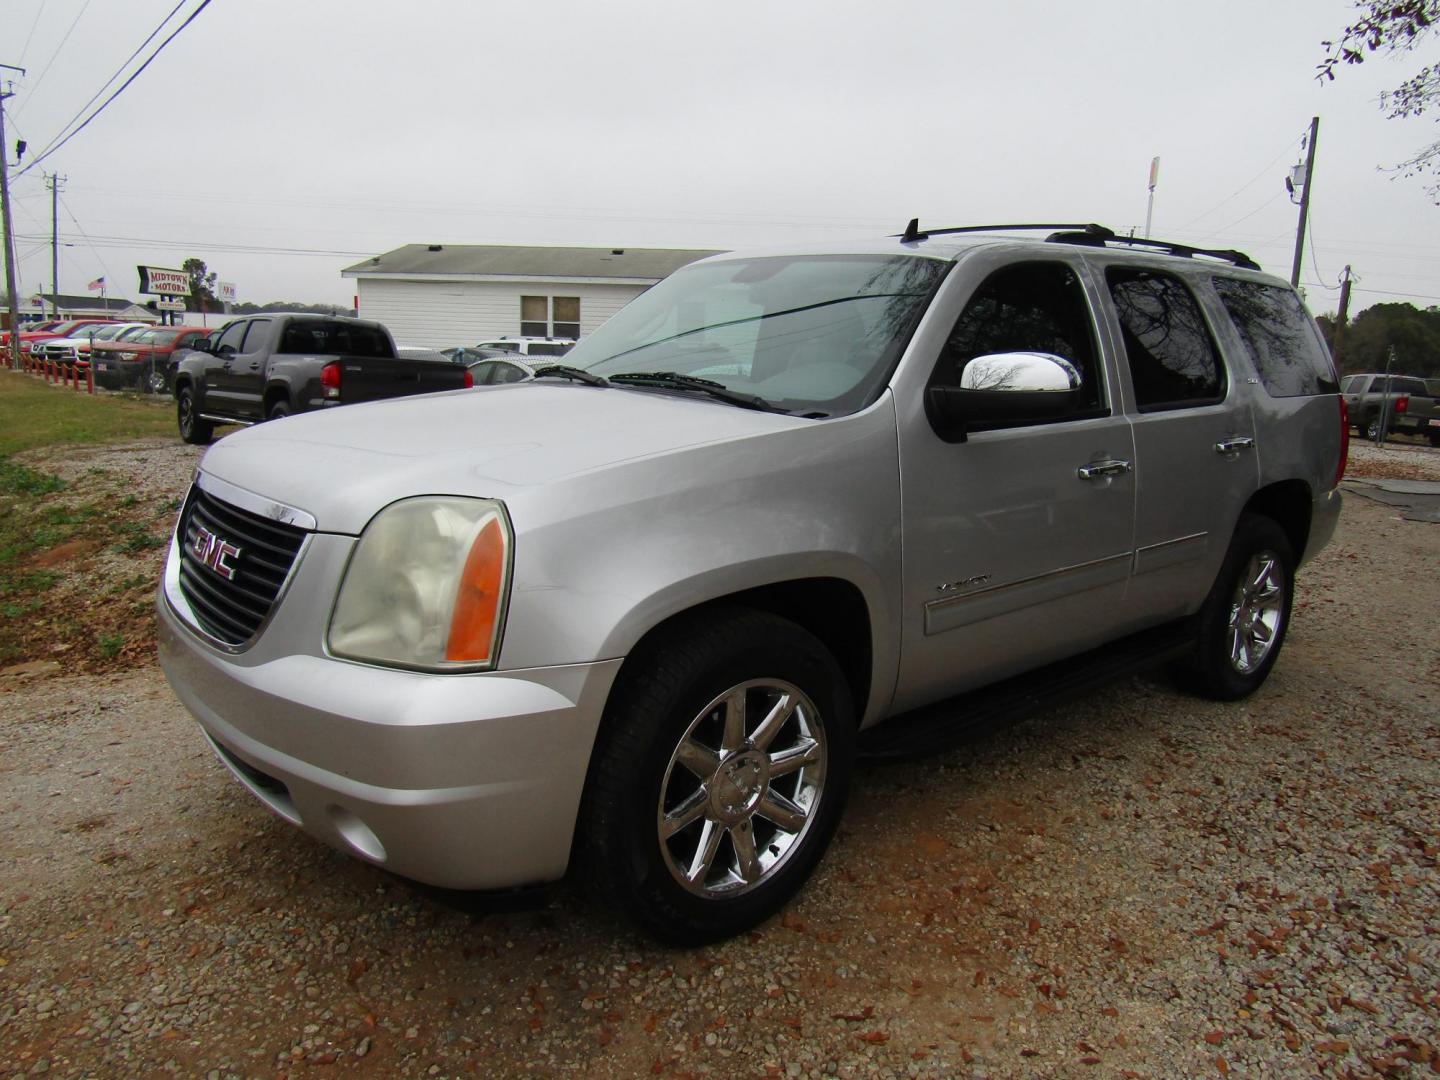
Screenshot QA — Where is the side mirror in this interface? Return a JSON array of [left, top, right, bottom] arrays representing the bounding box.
[[927, 352, 1083, 442], [192, 338, 214, 354]]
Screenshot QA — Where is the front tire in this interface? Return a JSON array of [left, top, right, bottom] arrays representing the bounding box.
[[577, 608, 855, 944], [177, 387, 214, 445], [1175, 514, 1294, 701]]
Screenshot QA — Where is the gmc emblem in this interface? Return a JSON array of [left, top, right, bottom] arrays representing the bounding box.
[[192, 525, 241, 580]]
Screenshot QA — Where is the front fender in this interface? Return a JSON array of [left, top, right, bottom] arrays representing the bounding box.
[[498, 397, 905, 724]]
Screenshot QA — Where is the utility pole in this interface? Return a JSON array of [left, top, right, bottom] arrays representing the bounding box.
[[46, 172, 65, 318], [1332, 264, 1353, 367], [1144, 156, 1159, 237], [1289, 116, 1320, 288], [0, 64, 25, 371]]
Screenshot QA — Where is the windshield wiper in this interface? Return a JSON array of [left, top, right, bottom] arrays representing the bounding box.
[[530, 364, 610, 386], [607, 372, 787, 413]]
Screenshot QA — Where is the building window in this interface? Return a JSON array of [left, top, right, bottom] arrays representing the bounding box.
[[553, 296, 580, 339], [520, 295, 581, 339]]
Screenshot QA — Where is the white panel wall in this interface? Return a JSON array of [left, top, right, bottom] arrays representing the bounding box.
[[356, 279, 647, 347]]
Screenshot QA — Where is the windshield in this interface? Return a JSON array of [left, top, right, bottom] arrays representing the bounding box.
[[564, 254, 948, 416]]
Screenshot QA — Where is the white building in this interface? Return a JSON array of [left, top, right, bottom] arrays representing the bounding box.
[[340, 244, 723, 348], [17, 293, 160, 324]]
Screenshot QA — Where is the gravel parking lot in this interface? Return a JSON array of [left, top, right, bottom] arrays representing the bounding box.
[[2, 439, 1438, 1078]]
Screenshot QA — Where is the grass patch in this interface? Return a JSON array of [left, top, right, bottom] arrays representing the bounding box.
[[0, 370, 174, 456], [111, 521, 164, 554], [0, 457, 66, 496], [97, 633, 126, 659]]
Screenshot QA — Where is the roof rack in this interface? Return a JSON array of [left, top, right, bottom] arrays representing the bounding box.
[[895, 219, 1259, 271]]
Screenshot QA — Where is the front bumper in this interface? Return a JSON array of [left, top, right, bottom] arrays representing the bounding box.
[[157, 554, 622, 890]]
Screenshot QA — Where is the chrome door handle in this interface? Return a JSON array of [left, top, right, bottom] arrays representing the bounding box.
[[1214, 436, 1255, 455], [1077, 459, 1133, 480]]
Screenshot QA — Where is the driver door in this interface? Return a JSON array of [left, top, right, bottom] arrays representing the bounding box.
[[893, 257, 1138, 714]]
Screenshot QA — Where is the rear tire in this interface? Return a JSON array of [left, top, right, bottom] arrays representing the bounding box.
[[177, 387, 214, 445], [267, 399, 292, 421], [1175, 514, 1294, 701], [576, 608, 854, 944]]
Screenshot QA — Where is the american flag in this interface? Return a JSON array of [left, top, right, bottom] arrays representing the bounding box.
[[87, 277, 105, 291]]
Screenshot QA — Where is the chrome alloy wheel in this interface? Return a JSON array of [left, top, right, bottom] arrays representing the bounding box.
[[657, 679, 827, 899], [1227, 551, 1285, 674]]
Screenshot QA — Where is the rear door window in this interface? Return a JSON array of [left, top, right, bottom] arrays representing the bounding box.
[[1212, 278, 1338, 396], [1106, 268, 1224, 410]]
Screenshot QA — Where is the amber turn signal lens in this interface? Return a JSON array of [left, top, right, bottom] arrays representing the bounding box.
[[446, 516, 507, 663]]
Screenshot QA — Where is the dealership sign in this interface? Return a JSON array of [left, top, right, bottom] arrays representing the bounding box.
[[136, 265, 190, 297], [217, 281, 237, 303]]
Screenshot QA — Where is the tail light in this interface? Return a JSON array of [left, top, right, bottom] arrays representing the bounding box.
[[1395, 395, 1409, 415], [463, 369, 474, 389], [1335, 396, 1349, 487], [320, 361, 341, 399]]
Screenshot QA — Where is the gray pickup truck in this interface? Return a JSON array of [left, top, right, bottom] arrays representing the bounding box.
[[158, 223, 1345, 942], [172, 313, 471, 444], [1341, 372, 1440, 445]]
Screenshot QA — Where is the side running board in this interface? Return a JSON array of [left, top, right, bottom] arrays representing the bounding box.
[[858, 619, 1195, 760]]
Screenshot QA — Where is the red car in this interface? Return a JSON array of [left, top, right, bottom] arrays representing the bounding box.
[[91, 326, 217, 392], [0, 319, 63, 346]]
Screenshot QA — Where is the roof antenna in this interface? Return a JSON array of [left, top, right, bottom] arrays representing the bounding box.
[[900, 218, 925, 243]]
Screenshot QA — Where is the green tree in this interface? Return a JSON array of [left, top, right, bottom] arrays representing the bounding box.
[[1319, 2, 1440, 196], [182, 257, 218, 306], [1320, 300, 1440, 375]]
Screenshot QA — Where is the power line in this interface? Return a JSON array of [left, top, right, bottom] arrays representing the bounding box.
[[26, 0, 189, 168], [1172, 132, 1304, 233], [17, 0, 215, 179], [13, 229, 369, 258], [58, 192, 113, 290], [14, 0, 93, 118], [18, 1, 49, 66], [1306, 213, 1336, 290]]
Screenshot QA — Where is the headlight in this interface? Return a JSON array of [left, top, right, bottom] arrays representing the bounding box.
[[328, 497, 512, 671]]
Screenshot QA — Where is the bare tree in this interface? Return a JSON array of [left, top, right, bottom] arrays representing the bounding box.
[[1319, 1, 1440, 198]]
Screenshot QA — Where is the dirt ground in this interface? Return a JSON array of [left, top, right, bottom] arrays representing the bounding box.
[[1, 438, 1437, 1078]]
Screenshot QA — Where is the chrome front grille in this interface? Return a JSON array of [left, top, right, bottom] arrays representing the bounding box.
[[177, 485, 308, 646]]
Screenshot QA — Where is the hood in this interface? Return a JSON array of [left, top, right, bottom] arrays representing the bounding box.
[[198, 382, 803, 534]]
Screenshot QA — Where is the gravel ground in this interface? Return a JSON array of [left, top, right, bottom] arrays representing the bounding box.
[[1, 438, 1437, 1078]]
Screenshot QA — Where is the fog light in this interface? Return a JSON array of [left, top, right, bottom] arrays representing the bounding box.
[[327, 806, 386, 863]]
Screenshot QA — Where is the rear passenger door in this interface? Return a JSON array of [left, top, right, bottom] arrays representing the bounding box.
[[1099, 265, 1258, 621]]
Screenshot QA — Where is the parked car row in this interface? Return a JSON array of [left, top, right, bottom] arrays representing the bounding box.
[[1, 318, 143, 358], [91, 326, 217, 392]]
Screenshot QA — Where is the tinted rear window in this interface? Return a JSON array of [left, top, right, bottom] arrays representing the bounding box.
[[1212, 278, 1338, 397], [1106, 268, 1224, 410], [280, 321, 394, 358]]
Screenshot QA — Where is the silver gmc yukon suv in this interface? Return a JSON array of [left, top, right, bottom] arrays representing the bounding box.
[[158, 223, 1347, 943]]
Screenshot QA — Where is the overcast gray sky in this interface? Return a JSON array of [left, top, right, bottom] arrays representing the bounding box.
[[4, 0, 1437, 319]]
